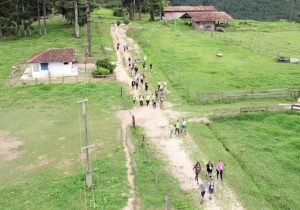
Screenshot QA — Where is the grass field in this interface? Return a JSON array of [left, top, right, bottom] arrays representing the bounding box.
[[0, 83, 130, 209], [0, 12, 115, 85], [131, 127, 198, 209], [189, 112, 300, 210], [0, 9, 132, 210], [127, 21, 300, 101]]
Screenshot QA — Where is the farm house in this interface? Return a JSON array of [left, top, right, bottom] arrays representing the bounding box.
[[187, 12, 234, 31], [27, 48, 78, 79], [163, 6, 216, 21]]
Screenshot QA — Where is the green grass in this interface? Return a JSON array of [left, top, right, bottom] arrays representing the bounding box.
[[0, 83, 130, 209], [0, 12, 115, 85], [229, 20, 300, 31], [131, 127, 199, 210], [189, 112, 300, 210], [127, 21, 300, 102]]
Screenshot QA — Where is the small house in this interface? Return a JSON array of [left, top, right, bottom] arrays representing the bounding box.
[[27, 48, 78, 79], [163, 6, 217, 21], [188, 12, 233, 31]]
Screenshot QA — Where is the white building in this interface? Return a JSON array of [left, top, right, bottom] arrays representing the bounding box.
[[27, 48, 78, 79]]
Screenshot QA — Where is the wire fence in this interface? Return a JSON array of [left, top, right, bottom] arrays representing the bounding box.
[[6, 60, 116, 87], [204, 32, 300, 58], [212, 104, 292, 119], [196, 88, 300, 104]]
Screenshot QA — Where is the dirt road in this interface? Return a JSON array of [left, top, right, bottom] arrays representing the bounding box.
[[112, 24, 244, 210]]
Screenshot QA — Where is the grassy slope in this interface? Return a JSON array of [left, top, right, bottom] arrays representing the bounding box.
[[0, 9, 130, 210], [131, 127, 199, 210], [127, 21, 300, 99], [0, 13, 115, 85], [0, 83, 129, 209], [190, 112, 300, 210]]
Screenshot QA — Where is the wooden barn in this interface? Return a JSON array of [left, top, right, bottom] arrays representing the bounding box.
[[187, 12, 233, 31], [163, 6, 217, 21]]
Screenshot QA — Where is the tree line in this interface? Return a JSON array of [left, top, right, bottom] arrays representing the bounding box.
[[171, 0, 300, 22], [0, 0, 96, 38]]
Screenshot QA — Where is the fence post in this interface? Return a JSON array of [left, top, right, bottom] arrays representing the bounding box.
[[164, 196, 171, 210], [76, 76, 78, 82], [62, 76, 64, 83], [142, 135, 145, 147], [35, 78, 38, 85], [132, 115, 135, 128], [120, 87, 123, 97], [89, 75, 91, 82]]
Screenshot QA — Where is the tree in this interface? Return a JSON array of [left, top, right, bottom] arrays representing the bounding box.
[[74, 0, 80, 38], [86, 0, 92, 56], [43, 0, 47, 35]]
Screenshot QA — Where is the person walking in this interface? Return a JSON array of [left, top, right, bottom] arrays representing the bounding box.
[[159, 96, 164, 110], [149, 63, 153, 72], [152, 94, 157, 108], [145, 82, 149, 92], [132, 95, 137, 104], [139, 95, 144, 107], [140, 74, 144, 85], [216, 160, 224, 181], [206, 161, 214, 178], [175, 120, 180, 135], [169, 124, 175, 138], [116, 42, 120, 50], [157, 80, 161, 91], [135, 79, 139, 90], [146, 93, 151, 106], [181, 118, 187, 134], [193, 162, 201, 184], [131, 80, 135, 90], [199, 182, 206, 204], [208, 179, 215, 200]]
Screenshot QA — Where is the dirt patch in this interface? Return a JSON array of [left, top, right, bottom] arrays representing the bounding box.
[[21, 155, 53, 171], [0, 131, 23, 162]]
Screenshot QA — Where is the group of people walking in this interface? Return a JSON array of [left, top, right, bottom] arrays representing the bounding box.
[[193, 160, 224, 202], [169, 119, 187, 138]]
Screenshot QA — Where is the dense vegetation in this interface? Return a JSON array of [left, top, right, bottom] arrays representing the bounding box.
[[171, 0, 300, 21]]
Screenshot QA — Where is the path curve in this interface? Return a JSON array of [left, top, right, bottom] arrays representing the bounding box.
[[112, 24, 244, 210]]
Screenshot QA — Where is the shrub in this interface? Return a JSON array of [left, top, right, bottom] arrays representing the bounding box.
[[116, 20, 121, 26], [91, 67, 110, 77], [96, 59, 116, 74], [123, 19, 130, 25], [113, 8, 124, 17]]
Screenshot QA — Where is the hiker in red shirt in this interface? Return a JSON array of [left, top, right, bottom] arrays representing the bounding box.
[[116, 42, 120, 50], [216, 160, 224, 181]]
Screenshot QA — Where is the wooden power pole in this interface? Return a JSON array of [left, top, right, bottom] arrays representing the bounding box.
[[77, 99, 93, 189]]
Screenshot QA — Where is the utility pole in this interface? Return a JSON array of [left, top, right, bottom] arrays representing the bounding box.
[[86, 0, 92, 56], [77, 99, 93, 189]]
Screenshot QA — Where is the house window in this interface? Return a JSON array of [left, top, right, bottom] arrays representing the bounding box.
[[63, 62, 69, 65], [41, 63, 49, 71]]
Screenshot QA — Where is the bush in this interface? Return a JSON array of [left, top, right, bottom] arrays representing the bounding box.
[[123, 19, 130, 25], [116, 20, 121, 26], [113, 8, 124, 17], [91, 67, 110, 77], [96, 59, 116, 74]]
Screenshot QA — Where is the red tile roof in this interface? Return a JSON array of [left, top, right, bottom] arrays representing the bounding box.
[[189, 12, 233, 22], [164, 6, 217, 13], [28, 48, 75, 63]]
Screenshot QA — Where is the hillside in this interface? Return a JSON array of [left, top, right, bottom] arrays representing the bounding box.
[[171, 0, 300, 21]]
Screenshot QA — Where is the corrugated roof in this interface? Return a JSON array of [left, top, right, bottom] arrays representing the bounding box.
[[189, 12, 233, 22], [164, 6, 217, 12], [28, 48, 75, 63]]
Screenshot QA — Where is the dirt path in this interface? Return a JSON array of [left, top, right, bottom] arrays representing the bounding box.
[[112, 24, 244, 210]]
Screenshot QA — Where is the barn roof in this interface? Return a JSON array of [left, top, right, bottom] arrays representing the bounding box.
[[164, 6, 217, 13], [28, 48, 75, 63], [189, 12, 234, 22]]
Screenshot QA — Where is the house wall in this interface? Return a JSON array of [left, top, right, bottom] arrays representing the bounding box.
[[164, 12, 186, 21], [31, 62, 78, 78], [192, 20, 215, 31]]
